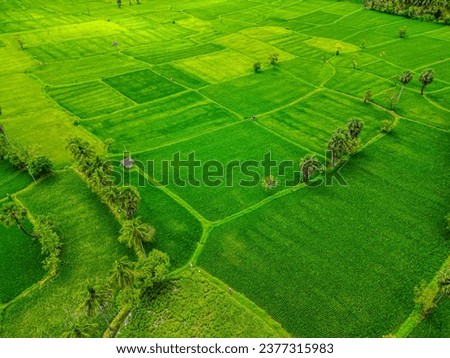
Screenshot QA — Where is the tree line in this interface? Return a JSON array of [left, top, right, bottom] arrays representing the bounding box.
[[0, 125, 53, 181], [364, 0, 450, 24]]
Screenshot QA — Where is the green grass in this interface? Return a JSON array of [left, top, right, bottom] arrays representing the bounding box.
[[46, 81, 134, 119], [0, 171, 130, 337], [325, 67, 393, 98], [409, 298, 450, 338], [0, 161, 32, 199], [124, 40, 224, 65], [119, 170, 203, 269], [118, 269, 288, 338], [1, 0, 449, 338], [198, 120, 450, 337], [31, 53, 145, 86], [0, 222, 45, 304], [367, 36, 448, 70], [177, 49, 255, 83], [257, 89, 391, 153], [153, 63, 210, 89], [134, 122, 308, 222], [103, 69, 185, 104], [201, 68, 315, 117], [82, 91, 240, 154]]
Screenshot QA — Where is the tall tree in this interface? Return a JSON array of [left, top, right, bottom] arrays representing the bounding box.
[[436, 267, 450, 305], [397, 70, 413, 102], [0, 202, 38, 238], [347, 118, 364, 139], [63, 319, 97, 338], [116, 186, 141, 218], [118, 217, 155, 257], [66, 137, 94, 163], [109, 256, 136, 290], [419, 68, 434, 95], [327, 128, 351, 166], [300, 154, 322, 184], [134, 249, 170, 295]]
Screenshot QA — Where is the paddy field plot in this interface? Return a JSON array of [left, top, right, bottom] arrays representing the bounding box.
[[0, 223, 45, 304], [0, 0, 449, 338], [198, 120, 450, 337], [134, 121, 309, 222], [0, 171, 130, 337], [0, 161, 32, 200], [118, 269, 289, 338]]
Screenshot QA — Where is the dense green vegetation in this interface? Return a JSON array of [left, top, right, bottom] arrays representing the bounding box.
[[0, 224, 44, 303], [0, 0, 448, 338], [365, 0, 450, 24], [199, 120, 450, 337], [118, 269, 289, 338], [0, 172, 130, 337]]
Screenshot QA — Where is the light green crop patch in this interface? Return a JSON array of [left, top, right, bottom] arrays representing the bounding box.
[[176, 16, 214, 33], [177, 49, 255, 83], [214, 33, 296, 63], [15, 20, 126, 47], [46, 81, 135, 119], [240, 26, 292, 40], [304, 37, 359, 54]]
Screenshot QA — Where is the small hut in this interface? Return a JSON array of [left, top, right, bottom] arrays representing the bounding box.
[[120, 156, 135, 169]]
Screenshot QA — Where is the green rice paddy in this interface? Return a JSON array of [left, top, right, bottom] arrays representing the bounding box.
[[0, 0, 448, 338]]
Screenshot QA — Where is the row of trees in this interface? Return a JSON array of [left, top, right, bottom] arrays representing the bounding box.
[[364, 0, 450, 24], [364, 68, 435, 113], [261, 119, 365, 190], [0, 202, 62, 273], [414, 266, 450, 318], [67, 137, 156, 258], [116, 0, 141, 8], [0, 127, 53, 180], [66, 138, 141, 220], [64, 250, 170, 338], [327, 118, 364, 167]]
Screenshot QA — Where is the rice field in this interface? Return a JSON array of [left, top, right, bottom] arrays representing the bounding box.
[[0, 0, 449, 338]]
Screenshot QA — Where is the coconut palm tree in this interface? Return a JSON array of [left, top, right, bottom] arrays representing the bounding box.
[[117, 186, 141, 218], [118, 217, 155, 258], [0, 202, 38, 238], [109, 256, 136, 290], [261, 175, 278, 191], [419, 68, 434, 95], [79, 281, 112, 319], [327, 128, 351, 166], [63, 319, 97, 338], [300, 154, 322, 184], [436, 267, 450, 305], [397, 70, 413, 102], [347, 118, 364, 139], [66, 137, 94, 163]]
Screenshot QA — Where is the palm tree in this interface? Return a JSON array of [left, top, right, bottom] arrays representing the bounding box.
[[436, 267, 450, 305], [63, 319, 98, 338], [347, 118, 364, 139], [109, 256, 136, 290], [261, 175, 278, 191], [419, 68, 434, 95], [300, 154, 322, 184], [0, 202, 38, 238], [66, 137, 94, 163], [327, 128, 351, 166], [117, 186, 141, 218], [397, 70, 413, 102], [118, 217, 155, 258], [79, 281, 111, 319]]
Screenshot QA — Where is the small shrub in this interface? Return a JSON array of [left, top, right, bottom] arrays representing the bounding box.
[[380, 120, 394, 134]]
